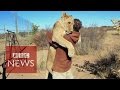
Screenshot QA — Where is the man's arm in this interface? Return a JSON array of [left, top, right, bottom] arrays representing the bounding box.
[[46, 31, 80, 75], [64, 31, 80, 45]]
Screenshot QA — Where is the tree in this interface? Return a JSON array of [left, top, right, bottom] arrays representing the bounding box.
[[32, 24, 39, 35]]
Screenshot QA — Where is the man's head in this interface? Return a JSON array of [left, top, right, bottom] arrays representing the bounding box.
[[73, 19, 82, 32]]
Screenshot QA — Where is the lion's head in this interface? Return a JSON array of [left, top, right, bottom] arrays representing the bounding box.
[[60, 13, 74, 34], [53, 13, 74, 34]]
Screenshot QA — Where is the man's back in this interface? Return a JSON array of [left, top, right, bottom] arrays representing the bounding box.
[[47, 18, 82, 79], [47, 31, 80, 72]]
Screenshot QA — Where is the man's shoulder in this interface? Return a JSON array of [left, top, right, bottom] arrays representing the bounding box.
[[71, 31, 80, 35], [67, 31, 80, 44]]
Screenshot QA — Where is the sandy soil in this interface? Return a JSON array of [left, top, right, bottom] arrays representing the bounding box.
[[1, 30, 119, 79], [0, 49, 99, 79]]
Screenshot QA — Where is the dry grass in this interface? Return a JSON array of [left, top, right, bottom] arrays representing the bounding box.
[[75, 52, 120, 79], [1, 26, 120, 79], [32, 30, 49, 49], [74, 29, 120, 79], [75, 27, 106, 55], [0, 34, 5, 39]]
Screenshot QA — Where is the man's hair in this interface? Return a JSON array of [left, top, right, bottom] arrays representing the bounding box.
[[73, 19, 82, 32]]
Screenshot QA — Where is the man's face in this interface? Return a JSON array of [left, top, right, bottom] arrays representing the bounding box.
[[73, 19, 82, 32]]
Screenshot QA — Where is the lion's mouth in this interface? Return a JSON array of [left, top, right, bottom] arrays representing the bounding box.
[[65, 31, 72, 35]]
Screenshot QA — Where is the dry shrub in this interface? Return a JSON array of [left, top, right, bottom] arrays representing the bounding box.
[[18, 32, 28, 37], [33, 30, 49, 49], [74, 52, 120, 79], [75, 27, 106, 55], [86, 53, 120, 79], [74, 26, 120, 79], [0, 34, 5, 39]]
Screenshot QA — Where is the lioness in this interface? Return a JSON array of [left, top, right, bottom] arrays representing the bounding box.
[[46, 19, 82, 79], [46, 13, 75, 76]]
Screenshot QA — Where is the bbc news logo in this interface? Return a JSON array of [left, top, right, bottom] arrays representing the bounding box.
[[6, 46, 37, 73]]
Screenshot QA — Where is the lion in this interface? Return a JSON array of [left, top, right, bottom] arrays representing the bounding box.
[[46, 13, 75, 76]]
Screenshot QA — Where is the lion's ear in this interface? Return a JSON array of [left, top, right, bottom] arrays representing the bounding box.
[[63, 12, 67, 16], [61, 11, 66, 16], [61, 12, 70, 19]]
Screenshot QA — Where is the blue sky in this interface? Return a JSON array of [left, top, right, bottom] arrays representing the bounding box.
[[0, 11, 120, 33]]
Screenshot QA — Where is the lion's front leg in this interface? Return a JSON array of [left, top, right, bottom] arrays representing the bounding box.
[[46, 46, 56, 75], [52, 35, 75, 57]]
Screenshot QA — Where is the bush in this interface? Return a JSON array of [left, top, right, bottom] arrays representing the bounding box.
[[32, 24, 39, 35], [74, 52, 120, 79], [75, 27, 106, 55], [18, 32, 28, 37], [32, 30, 49, 49], [0, 34, 5, 39]]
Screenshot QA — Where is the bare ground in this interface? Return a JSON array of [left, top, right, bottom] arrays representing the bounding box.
[[0, 50, 98, 79], [0, 30, 120, 79]]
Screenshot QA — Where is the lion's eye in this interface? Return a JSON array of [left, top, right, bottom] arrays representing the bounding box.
[[68, 22, 71, 24]]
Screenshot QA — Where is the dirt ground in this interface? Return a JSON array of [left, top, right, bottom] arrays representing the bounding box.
[[0, 49, 98, 79], [0, 35, 98, 79], [0, 30, 120, 79]]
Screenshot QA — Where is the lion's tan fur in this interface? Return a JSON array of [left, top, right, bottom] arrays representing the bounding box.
[[46, 13, 75, 76]]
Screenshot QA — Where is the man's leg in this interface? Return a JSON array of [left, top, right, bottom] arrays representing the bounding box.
[[47, 72, 53, 79]]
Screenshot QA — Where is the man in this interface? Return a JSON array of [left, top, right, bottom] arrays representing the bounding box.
[[47, 19, 82, 79]]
